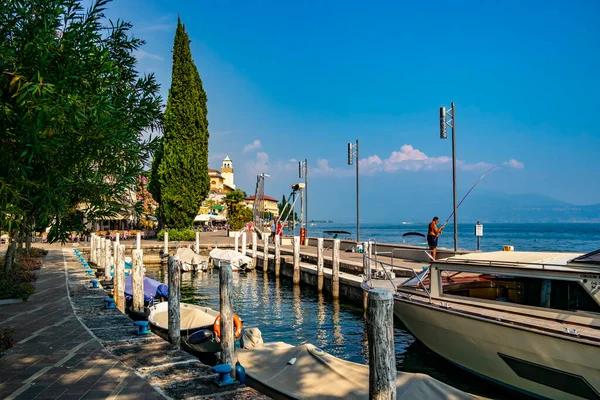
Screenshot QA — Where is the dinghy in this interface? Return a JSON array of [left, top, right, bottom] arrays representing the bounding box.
[[176, 247, 209, 272], [209, 248, 255, 272], [237, 341, 480, 399], [148, 302, 222, 353], [124, 276, 169, 320]]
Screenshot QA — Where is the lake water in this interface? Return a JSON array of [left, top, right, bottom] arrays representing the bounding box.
[[146, 223, 599, 398]]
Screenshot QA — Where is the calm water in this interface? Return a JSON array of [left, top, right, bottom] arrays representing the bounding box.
[[146, 266, 525, 398], [300, 222, 600, 253]]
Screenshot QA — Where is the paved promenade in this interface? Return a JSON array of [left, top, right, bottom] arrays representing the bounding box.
[[0, 250, 163, 399]]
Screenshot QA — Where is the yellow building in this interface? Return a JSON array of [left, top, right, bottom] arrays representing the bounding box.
[[199, 156, 236, 216], [244, 195, 279, 219]]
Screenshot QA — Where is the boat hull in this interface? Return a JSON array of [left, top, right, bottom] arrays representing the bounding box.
[[393, 297, 600, 399]]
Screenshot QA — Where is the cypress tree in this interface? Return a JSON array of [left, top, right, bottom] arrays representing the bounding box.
[[159, 17, 210, 228]]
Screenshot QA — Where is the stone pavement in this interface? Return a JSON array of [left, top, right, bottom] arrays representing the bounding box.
[[0, 250, 164, 400]]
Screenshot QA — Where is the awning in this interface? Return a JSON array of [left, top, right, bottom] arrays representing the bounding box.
[[211, 215, 226, 222], [212, 205, 224, 210], [194, 214, 211, 222]]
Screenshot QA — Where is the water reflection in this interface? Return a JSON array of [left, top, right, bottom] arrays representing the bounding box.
[[144, 266, 520, 399]]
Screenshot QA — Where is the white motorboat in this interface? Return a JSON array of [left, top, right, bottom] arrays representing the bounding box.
[[148, 302, 221, 353], [385, 249, 600, 399], [209, 248, 255, 272], [237, 341, 479, 399], [176, 247, 209, 272]]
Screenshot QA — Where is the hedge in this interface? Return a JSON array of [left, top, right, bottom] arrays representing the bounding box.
[[156, 229, 197, 242]]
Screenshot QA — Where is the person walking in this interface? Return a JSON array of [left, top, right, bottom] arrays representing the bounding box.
[[427, 216, 444, 260]]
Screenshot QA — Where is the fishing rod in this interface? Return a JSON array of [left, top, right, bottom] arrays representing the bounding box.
[[440, 165, 504, 229]]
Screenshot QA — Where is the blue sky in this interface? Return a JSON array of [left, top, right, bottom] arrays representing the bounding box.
[[103, 0, 599, 222]]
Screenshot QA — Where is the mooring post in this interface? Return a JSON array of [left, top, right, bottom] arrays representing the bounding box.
[[97, 238, 102, 268], [168, 256, 181, 348], [219, 262, 235, 377], [195, 231, 200, 253], [115, 244, 125, 313], [116, 232, 120, 246], [363, 241, 371, 311], [241, 232, 247, 256], [332, 239, 340, 299], [263, 234, 269, 272], [89, 234, 95, 263], [234, 232, 239, 252], [164, 231, 169, 255], [132, 249, 144, 313], [136, 232, 141, 251], [252, 232, 257, 264], [367, 289, 396, 399], [317, 237, 324, 292], [104, 238, 112, 280], [274, 235, 281, 277], [293, 235, 300, 284], [99, 238, 105, 269]]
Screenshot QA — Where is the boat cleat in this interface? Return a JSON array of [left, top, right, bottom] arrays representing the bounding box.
[[89, 279, 99, 289], [133, 320, 150, 335], [104, 297, 116, 309], [212, 364, 237, 386]]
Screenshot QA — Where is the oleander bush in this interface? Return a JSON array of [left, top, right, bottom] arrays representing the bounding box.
[[0, 255, 42, 300], [0, 328, 14, 357], [156, 229, 196, 242]]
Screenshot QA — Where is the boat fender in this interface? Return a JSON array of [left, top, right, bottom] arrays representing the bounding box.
[[235, 361, 246, 384], [188, 329, 213, 344], [213, 314, 243, 339]]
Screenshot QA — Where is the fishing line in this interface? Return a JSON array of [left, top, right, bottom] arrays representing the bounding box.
[[440, 164, 504, 229]]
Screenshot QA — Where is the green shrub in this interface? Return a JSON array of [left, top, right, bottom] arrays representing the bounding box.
[[0, 328, 14, 356], [157, 229, 196, 242], [0, 280, 35, 300]]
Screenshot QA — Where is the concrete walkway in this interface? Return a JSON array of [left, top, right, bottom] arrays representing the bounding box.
[[0, 251, 165, 399]]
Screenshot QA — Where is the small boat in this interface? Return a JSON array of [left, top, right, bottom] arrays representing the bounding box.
[[124, 275, 169, 320], [237, 341, 479, 399], [148, 302, 221, 353], [176, 247, 209, 272], [209, 248, 255, 272], [391, 248, 600, 399]]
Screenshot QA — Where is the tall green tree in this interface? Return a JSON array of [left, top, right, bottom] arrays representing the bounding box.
[[148, 136, 163, 225], [158, 17, 209, 228], [0, 0, 162, 268], [224, 189, 251, 230]]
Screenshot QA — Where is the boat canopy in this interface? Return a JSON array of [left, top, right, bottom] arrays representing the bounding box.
[[209, 248, 253, 268], [124, 276, 169, 303], [176, 247, 207, 265]]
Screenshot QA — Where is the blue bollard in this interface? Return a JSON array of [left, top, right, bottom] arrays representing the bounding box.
[[85, 269, 93, 276], [104, 297, 116, 309], [212, 364, 236, 386], [134, 320, 150, 335], [90, 279, 99, 289]]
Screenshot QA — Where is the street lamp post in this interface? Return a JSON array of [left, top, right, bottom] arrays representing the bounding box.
[[347, 140, 360, 243], [440, 103, 458, 251]]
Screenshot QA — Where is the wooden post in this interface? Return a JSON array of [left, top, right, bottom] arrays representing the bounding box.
[[115, 244, 125, 313], [89, 234, 95, 263], [234, 232, 239, 252], [168, 256, 181, 348], [332, 239, 340, 299], [96, 238, 102, 268], [274, 235, 281, 277], [363, 241, 371, 311], [195, 231, 200, 253], [136, 232, 141, 251], [293, 236, 300, 284], [99, 238, 105, 269], [367, 289, 396, 400], [241, 232, 247, 256], [132, 249, 144, 313], [115, 232, 120, 246], [263, 234, 269, 272], [164, 231, 169, 255], [219, 262, 235, 376], [251, 232, 257, 264], [104, 239, 112, 280], [317, 238, 324, 292]]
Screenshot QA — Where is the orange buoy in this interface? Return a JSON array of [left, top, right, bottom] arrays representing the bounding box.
[[213, 314, 243, 339]]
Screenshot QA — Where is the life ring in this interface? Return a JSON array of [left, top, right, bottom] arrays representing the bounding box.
[[213, 314, 243, 339]]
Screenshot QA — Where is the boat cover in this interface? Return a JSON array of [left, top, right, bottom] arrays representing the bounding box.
[[209, 248, 254, 269], [124, 276, 169, 303], [237, 342, 481, 400], [176, 247, 208, 265], [151, 303, 217, 329]]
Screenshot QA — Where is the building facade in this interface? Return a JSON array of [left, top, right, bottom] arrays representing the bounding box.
[[244, 195, 280, 219]]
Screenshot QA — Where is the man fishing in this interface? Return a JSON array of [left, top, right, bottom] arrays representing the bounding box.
[[427, 217, 444, 259]]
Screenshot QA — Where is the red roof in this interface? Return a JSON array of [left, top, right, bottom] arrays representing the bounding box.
[[245, 195, 278, 202]]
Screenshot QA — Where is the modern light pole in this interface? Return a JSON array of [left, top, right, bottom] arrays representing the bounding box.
[[299, 159, 308, 243], [440, 103, 458, 251], [347, 140, 360, 243]]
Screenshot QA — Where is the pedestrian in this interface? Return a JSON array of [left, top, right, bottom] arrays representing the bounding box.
[[427, 216, 444, 259], [270, 219, 276, 243], [276, 219, 283, 237]]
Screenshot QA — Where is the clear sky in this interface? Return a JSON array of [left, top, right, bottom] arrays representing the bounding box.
[[103, 0, 599, 222]]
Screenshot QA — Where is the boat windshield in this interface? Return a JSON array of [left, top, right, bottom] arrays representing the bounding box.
[[439, 270, 600, 314], [402, 268, 431, 291]]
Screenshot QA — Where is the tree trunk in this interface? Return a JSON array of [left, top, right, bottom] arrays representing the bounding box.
[[4, 235, 17, 272]]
